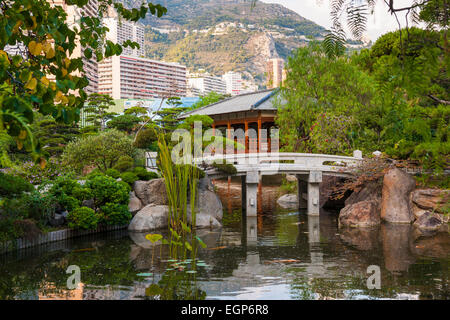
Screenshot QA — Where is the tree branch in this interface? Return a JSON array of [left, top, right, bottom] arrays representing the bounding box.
[[428, 94, 450, 105]]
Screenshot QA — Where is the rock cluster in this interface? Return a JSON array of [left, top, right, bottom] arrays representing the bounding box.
[[338, 167, 449, 236], [128, 177, 223, 232]]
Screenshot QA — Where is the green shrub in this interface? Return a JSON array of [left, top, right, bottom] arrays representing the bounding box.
[[117, 180, 132, 193], [100, 203, 132, 226], [86, 168, 104, 179], [61, 129, 136, 173], [105, 168, 121, 179], [120, 171, 139, 186], [0, 172, 33, 198], [113, 155, 134, 172], [67, 207, 100, 230], [133, 167, 158, 181], [84, 175, 129, 209], [45, 176, 82, 212], [20, 191, 58, 224]]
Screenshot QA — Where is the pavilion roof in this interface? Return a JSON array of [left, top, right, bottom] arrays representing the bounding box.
[[178, 89, 279, 119]]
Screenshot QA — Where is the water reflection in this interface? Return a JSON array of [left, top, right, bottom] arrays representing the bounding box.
[[0, 188, 449, 299]]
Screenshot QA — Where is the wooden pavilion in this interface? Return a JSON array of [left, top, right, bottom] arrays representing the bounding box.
[[179, 89, 279, 153]]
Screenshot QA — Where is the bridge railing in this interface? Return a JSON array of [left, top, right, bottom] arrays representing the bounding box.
[[194, 151, 363, 176]]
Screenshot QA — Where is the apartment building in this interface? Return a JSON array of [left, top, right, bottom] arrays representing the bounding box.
[[222, 71, 243, 96], [98, 55, 187, 99], [48, 0, 99, 94], [187, 73, 227, 96], [103, 14, 145, 57], [266, 58, 285, 89]]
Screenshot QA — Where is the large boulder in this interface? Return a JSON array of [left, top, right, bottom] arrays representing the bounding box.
[[411, 189, 450, 213], [188, 213, 222, 229], [128, 191, 143, 215], [339, 199, 381, 228], [276, 194, 298, 209], [380, 168, 416, 224], [413, 211, 444, 232], [188, 188, 223, 221], [128, 205, 169, 232], [133, 179, 168, 206]]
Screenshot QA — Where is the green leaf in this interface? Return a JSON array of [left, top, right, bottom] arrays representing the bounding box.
[[195, 236, 207, 249], [145, 233, 163, 243]]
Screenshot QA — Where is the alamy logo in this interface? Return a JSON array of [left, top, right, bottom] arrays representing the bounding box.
[[66, 265, 81, 290], [366, 265, 381, 289]]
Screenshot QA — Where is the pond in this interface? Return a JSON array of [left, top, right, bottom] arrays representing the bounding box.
[[0, 183, 448, 300]]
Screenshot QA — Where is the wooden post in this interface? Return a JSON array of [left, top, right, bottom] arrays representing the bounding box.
[[257, 114, 262, 153], [244, 120, 249, 154]]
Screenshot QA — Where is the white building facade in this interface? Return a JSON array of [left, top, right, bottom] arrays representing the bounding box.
[[98, 55, 187, 99], [222, 71, 243, 96], [187, 74, 227, 96], [103, 16, 145, 57]]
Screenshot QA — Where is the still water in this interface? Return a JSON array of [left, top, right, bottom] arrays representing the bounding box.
[[0, 184, 448, 300]]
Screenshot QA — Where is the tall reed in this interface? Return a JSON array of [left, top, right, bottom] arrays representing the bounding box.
[[156, 133, 201, 260]]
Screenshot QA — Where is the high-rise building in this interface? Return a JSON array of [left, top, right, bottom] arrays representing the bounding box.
[[103, 13, 145, 57], [48, 0, 99, 95], [266, 58, 284, 89], [222, 71, 243, 96], [187, 73, 227, 96], [98, 55, 187, 99]]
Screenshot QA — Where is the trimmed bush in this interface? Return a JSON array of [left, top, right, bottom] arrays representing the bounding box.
[[105, 168, 121, 179], [113, 155, 134, 172], [100, 203, 132, 226], [117, 180, 132, 193], [85, 175, 129, 208], [67, 207, 100, 230], [86, 168, 104, 179], [133, 167, 158, 181], [120, 171, 139, 186]]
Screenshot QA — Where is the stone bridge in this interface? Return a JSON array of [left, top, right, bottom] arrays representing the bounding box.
[[194, 151, 363, 216]]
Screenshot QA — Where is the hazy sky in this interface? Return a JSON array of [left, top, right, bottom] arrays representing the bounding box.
[[259, 0, 418, 41]]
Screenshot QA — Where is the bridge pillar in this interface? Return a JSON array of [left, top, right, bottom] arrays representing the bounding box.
[[307, 171, 322, 216], [241, 175, 246, 213], [296, 175, 308, 209], [245, 170, 259, 217]]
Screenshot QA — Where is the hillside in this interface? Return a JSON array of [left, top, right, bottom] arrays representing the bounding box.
[[120, 0, 328, 86]]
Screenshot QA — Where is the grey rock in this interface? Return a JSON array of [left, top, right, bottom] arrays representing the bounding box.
[[413, 211, 443, 232], [188, 189, 223, 221], [128, 205, 169, 232], [133, 179, 168, 206], [189, 213, 222, 229], [285, 174, 297, 182], [128, 191, 143, 215], [276, 194, 298, 209], [82, 199, 95, 209], [49, 213, 65, 227], [198, 177, 215, 192]]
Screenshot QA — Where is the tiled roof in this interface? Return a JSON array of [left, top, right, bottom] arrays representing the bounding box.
[[179, 89, 278, 118]]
